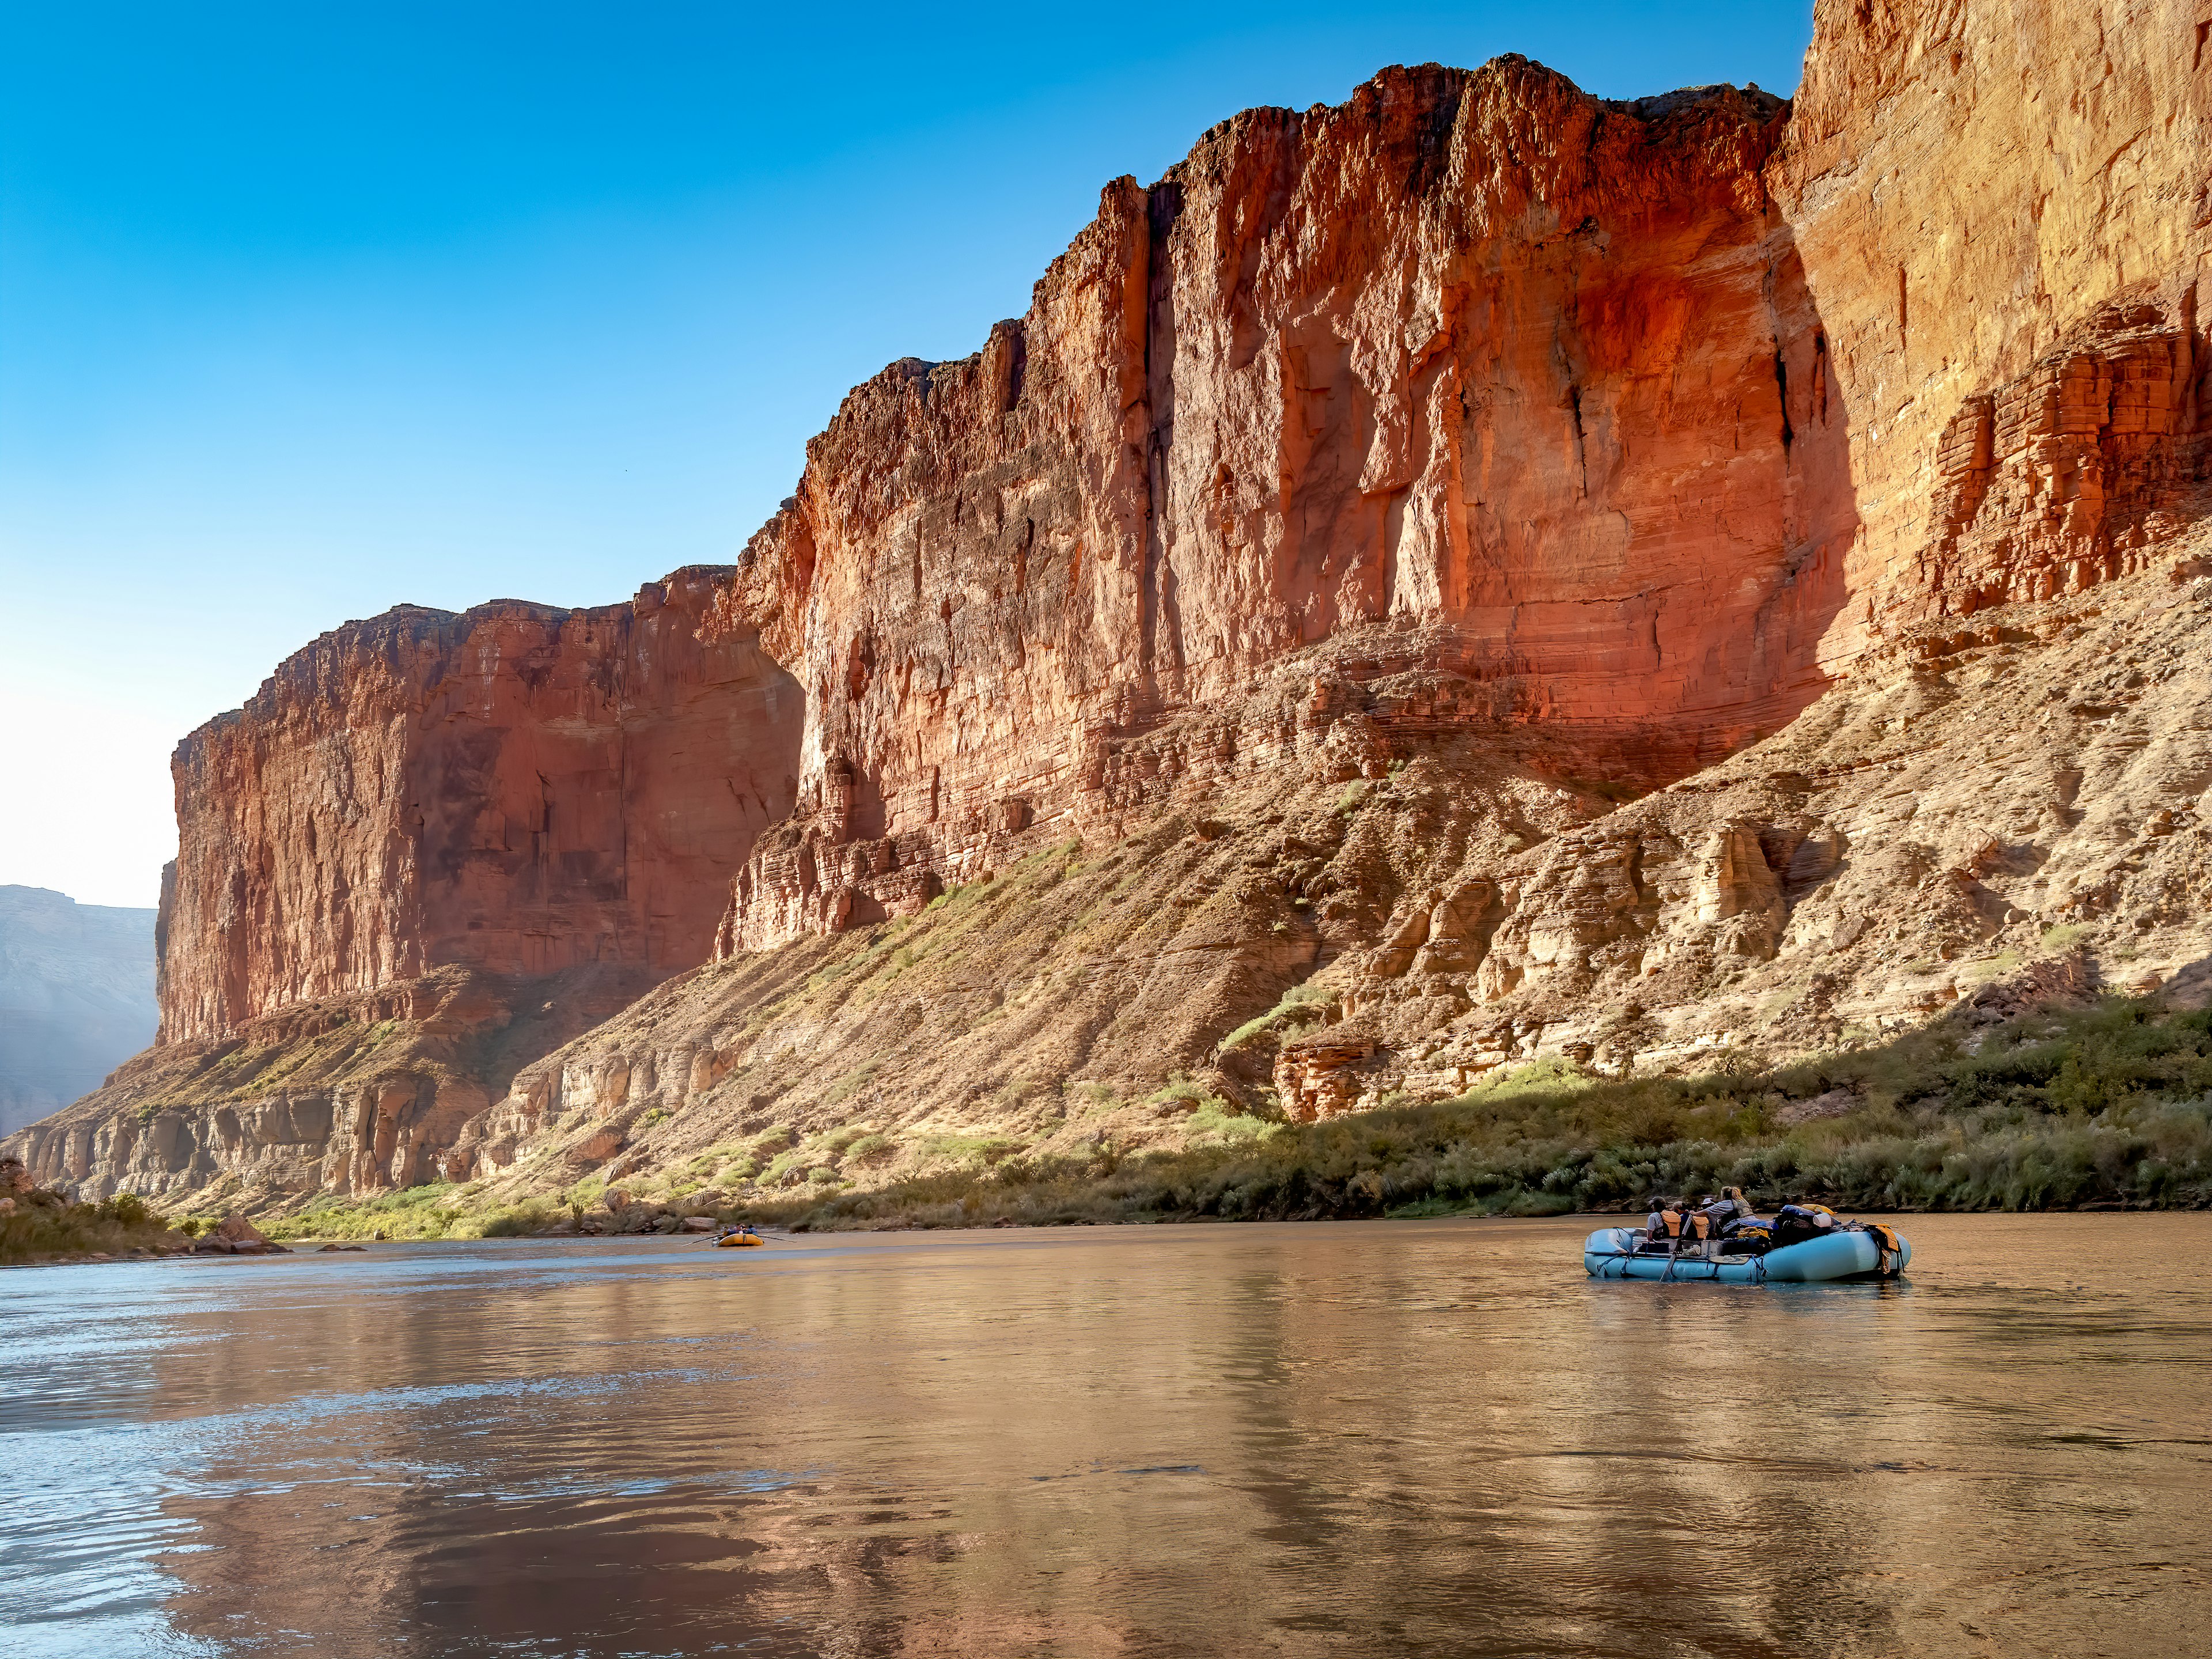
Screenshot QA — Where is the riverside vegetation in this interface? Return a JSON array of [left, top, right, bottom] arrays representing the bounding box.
[[0, 1168, 190, 1265], [752, 995, 2212, 1228], [209, 995, 2212, 1241]]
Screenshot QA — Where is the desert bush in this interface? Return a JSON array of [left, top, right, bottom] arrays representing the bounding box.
[[1219, 983, 1334, 1052], [0, 1188, 181, 1264]]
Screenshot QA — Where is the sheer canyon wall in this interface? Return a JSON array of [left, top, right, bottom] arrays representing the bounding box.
[[13, 0, 2211, 1209], [157, 574, 802, 1041]]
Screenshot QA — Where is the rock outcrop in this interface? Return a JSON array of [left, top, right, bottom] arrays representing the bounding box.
[[195, 1211, 287, 1255], [12, 0, 2212, 1212]]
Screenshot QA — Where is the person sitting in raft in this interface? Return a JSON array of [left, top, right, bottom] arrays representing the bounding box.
[[1681, 1203, 1717, 1261], [1643, 1202, 1686, 1254], [1701, 1188, 1755, 1228]]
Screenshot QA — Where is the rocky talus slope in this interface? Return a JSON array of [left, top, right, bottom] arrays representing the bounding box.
[[9, 0, 2210, 1216]]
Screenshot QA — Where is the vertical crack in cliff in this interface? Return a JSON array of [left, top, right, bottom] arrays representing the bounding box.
[[1407, 76, 1467, 198], [535, 772, 554, 878], [1142, 181, 1188, 692], [1568, 385, 1589, 498], [616, 729, 631, 917], [1771, 344, 1794, 455]]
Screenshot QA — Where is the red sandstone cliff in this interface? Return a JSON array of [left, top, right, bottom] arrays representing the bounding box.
[[706, 0, 2211, 959], [158, 570, 802, 1041], [12, 0, 2211, 1210], [1775, 0, 2210, 626], [709, 65, 1856, 950]]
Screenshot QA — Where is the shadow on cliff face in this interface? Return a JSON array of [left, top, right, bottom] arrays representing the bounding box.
[[1741, 228, 1859, 760], [1575, 215, 1866, 791], [1403, 208, 1860, 798], [401, 613, 806, 981]]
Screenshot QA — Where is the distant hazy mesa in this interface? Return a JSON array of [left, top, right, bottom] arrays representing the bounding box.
[[0, 887, 157, 1138]]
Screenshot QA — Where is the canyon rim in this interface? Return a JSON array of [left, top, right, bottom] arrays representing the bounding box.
[[10, 0, 2211, 1222]]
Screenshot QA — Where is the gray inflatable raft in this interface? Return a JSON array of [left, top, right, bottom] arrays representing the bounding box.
[[1584, 1225, 1910, 1283]]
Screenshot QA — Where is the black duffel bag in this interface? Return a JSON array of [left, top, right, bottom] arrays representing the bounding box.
[[1770, 1203, 1840, 1250]]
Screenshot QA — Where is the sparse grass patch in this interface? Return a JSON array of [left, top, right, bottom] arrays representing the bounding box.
[[1150, 1073, 1210, 1108], [271, 1180, 471, 1241], [1185, 1100, 1277, 1145], [1461, 1057, 1591, 1101], [1958, 949, 2026, 986], [825, 1063, 881, 1105], [1219, 983, 1334, 1052], [919, 1134, 1027, 1166], [687, 1143, 740, 1175]]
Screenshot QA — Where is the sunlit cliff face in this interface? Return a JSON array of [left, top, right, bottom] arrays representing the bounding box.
[[10, 0, 2210, 1211]]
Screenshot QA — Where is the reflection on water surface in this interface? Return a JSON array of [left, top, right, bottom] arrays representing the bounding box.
[[3, 1214, 2207, 1656]]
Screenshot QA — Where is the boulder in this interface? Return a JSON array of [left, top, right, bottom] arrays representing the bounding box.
[[195, 1212, 291, 1256]]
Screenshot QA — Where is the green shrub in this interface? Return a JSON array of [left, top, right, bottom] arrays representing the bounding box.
[[1219, 982, 1334, 1051], [0, 1188, 181, 1264]]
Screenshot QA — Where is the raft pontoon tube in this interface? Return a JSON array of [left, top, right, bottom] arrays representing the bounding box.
[[1582, 1226, 1910, 1283]]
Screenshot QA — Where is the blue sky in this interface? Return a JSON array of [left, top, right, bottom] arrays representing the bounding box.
[[0, 1, 1814, 907]]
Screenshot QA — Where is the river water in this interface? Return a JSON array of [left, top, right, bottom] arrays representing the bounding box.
[[3, 1214, 2207, 1657]]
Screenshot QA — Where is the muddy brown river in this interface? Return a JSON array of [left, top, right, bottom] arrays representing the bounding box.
[[3, 1214, 2207, 1656]]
